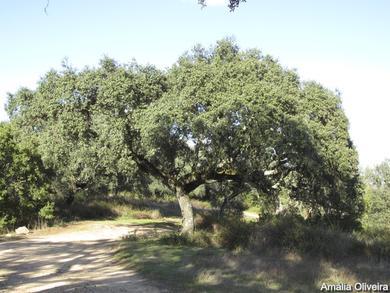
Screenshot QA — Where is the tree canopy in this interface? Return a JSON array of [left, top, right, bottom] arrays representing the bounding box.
[[7, 39, 363, 233]]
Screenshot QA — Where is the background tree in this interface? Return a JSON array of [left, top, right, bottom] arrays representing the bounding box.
[[362, 160, 390, 231], [0, 123, 54, 232], [7, 59, 165, 202]]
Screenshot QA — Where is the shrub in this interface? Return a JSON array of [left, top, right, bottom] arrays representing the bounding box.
[[214, 218, 254, 250], [194, 213, 254, 250], [193, 212, 370, 259], [39, 202, 55, 220], [252, 213, 305, 252], [0, 216, 15, 233], [250, 213, 367, 259], [159, 232, 194, 246], [158, 230, 215, 248]]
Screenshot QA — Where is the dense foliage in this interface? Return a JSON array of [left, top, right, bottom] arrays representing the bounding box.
[[362, 160, 390, 231], [6, 39, 363, 233], [0, 123, 54, 231], [132, 40, 363, 230]]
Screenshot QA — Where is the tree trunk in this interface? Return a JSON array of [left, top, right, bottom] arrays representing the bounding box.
[[176, 186, 194, 234], [219, 196, 229, 219]]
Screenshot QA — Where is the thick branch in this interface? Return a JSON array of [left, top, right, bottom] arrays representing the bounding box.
[[183, 176, 204, 193], [133, 154, 174, 189], [183, 172, 243, 193]]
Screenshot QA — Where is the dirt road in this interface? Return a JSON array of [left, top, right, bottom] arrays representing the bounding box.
[[0, 222, 165, 292]]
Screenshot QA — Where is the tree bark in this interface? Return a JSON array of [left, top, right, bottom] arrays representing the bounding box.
[[176, 186, 194, 234], [219, 196, 228, 219]]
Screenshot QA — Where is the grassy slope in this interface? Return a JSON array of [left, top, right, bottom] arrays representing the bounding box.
[[115, 226, 390, 293]]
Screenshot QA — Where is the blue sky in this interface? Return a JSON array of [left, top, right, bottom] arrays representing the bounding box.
[[0, 0, 389, 167]]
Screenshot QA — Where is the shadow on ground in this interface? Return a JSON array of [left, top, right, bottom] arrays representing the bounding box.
[[0, 224, 167, 293]]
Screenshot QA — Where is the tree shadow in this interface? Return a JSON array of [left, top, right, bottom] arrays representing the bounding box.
[[116, 236, 390, 293], [0, 237, 165, 292]]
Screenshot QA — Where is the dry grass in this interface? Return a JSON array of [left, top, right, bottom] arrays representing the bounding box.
[[116, 235, 390, 292], [2, 196, 182, 237], [57, 195, 190, 221], [0, 234, 27, 242], [116, 212, 390, 292]]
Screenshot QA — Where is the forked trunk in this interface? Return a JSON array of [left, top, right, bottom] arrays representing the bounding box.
[[176, 186, 194, 234]]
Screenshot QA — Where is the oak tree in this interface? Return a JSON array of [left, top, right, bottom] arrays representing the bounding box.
[[7, 40, 363, 233]]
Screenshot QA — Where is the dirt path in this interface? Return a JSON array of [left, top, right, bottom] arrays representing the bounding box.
[[0, 222, 166, 293]]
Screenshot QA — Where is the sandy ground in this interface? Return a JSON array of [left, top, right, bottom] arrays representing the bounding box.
[[0, 222, 166, 293]]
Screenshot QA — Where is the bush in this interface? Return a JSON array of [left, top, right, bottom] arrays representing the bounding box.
[[214, 218, 254, 250], [0, 216, 15, 233], [39, 202, 55, 220], [158, 232, 194, 246], [252, 213, 305, 252], [157, 230, 216, 248], [250, 213, 368, 259], [193, 212, 376, 260], [194, 213, 254, 250]]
